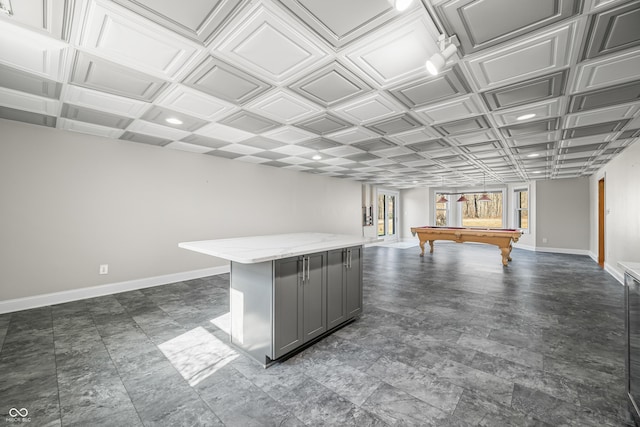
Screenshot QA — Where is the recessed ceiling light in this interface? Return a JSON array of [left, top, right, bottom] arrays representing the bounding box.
[[532, 171, 543, 174], [527, 153, 541, 158], [312, 154, 322, 160], [166, 117, 183, 125], [516, 113, 536, 121]]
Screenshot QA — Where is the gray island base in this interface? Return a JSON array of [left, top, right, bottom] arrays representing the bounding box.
[[179, 233, 370, 367]]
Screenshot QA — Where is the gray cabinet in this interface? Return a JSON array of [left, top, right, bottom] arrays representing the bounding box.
[[327, 246, 362, 329], [230, 246, 362, 366], [274, 252, 327, 359]]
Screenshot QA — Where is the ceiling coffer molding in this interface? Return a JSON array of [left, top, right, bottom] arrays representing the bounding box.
[[365, 113, 422, 135], [500, 117, 561, 138], [387, 66, 470, 109], [433, 0, 583, 55], [568, 80, 640, 113], [481, 70, 568, 111], [289, 61, 372, 108], [70, 51, 169, 102], [276, 0, 409, 49], [182, 56, 272, 106], [561, 119, 630, 139], [110, 0, 247, 45], [433, 115, 491, 136], [581, 1, 640, 60], [0, 0, 638, 189]]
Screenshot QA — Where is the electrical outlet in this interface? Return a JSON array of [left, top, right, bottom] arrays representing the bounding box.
[[99, 264, 108, 275], [542, 238, 548, 244]]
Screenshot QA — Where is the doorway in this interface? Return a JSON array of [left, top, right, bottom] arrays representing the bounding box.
[[377, 190, 398, 241], [598, 178, 605, 267]]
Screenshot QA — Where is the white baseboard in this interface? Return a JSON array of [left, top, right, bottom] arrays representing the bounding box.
[[533, 246, 591, 256], [604, 262, 625, 285], [0, 265, 230, 314]]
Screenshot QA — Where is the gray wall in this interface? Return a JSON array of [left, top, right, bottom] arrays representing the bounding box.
[[0, 120, 361, 301], [535, 177, 590, 251]]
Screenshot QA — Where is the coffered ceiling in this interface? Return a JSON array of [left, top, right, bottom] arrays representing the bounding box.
[[1, 0, 639, 188]]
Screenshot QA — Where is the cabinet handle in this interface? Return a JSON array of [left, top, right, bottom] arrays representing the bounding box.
[[301, 257, 306, 283], [306, 256, 310, 281], [343, 250, 348, 268], [347, 249, 352, 269]]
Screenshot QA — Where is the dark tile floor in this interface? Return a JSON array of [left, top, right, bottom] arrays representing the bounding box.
[[0, 243, 632, 426]]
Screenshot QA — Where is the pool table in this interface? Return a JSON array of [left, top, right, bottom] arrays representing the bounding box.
[[410, 226, 522, 266]]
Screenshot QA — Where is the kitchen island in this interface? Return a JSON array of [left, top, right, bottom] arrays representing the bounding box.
[[179, 233, 372, 366]]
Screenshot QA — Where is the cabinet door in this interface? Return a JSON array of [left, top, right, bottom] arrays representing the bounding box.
[[346, 247, 363, 318], [274, 257, 303, 359], [327, 249, 346, 329], [303, 252, 327, 342]]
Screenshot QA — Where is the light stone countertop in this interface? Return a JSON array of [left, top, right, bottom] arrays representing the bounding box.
[[179, 232, 377, 264], [620, 262, 640, 282]]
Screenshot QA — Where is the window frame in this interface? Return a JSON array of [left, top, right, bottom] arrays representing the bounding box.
[[514, 187, 530, 233], [434, 192, 450, 226]]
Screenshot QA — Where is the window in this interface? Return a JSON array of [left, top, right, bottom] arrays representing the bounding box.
[[459, 192, 503, 228], [435, 193, 448, 226], [378, 191, 397, 238], [514, 188, 529, 231]]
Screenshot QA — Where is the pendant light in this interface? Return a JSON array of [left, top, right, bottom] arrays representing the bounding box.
[[479, 172, 491, 202], [436, 176, 448, 203], [456, 194, 468, 202]]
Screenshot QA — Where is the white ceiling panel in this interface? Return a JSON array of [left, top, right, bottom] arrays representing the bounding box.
[[0, 87, 60, 115], [325, 127, 379, 144], [447, 129, 499, 145], [572, 49, 640, 93], [332, 92, 406, 124], [218, 143, 263, 156], [62, 84, 149, 118], [245, 89, 322, 124], [70, 52, 168, 101], [212, 0, 331, 84], [492, 98, 566, 127], [1, 0, 638, 188], [155, 85, 237, 121], [413, 94, 484, 124], [0, 20, 68, 80], [464, 21, 580, 90], [195, 122, 254, 142], [165, 141, 215, 154], [79, 1, 201, 79], [272, 144, 316, 156], [561, 134, 616, 147], [109, 0, 246, 46], [57, 117, 124, 138], [563, 103, 640, 128], [0, 0, 71, 40], [127, 120, 190, 141], [263, 126, 316, 144], [341, 10, 441, 88], [388, 127, 443, 145]]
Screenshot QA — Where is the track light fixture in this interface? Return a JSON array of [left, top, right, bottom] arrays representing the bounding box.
[[426, 34, 458, 76], [388, 0, 414, 11]]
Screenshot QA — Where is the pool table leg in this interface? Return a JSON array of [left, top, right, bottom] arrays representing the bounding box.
[[419, 240, 425, 256], [428, 240, 434, 253], [500, 246, 513, 266]]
